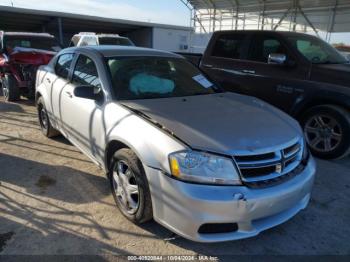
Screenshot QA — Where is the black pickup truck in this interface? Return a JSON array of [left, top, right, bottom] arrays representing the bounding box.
[[181, 30, 350, 159]]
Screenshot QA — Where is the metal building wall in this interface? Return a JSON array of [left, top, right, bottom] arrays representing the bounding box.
[[181, 0, 350, 42]]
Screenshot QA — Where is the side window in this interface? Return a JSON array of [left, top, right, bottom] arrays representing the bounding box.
[[249, 37, 288, 63], [212, 34, 246, 59], [295, 40, 327, 62], [55, 53, 74, 79], [72, 55, 101, 88]]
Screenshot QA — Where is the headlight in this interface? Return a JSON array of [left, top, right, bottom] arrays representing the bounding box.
[[169, 150, 241, 185]]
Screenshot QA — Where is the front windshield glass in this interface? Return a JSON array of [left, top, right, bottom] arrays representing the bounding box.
[[4, 36, 62, 53], [107, 56, 221, 100], [99, 37, 134, 46], [287, 34, 347, 64]]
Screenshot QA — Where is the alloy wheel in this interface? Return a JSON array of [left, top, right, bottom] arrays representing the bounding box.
[[39, 107, 49, 130], [112, 160, 140, 214], [3, 86, 9, 100], [304, 114, 342, 153]]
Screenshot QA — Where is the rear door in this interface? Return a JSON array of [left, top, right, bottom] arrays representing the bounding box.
[[47, 53, 75, 132], [200, 32, 253, 95]]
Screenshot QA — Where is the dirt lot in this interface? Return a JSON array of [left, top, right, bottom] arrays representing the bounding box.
[[0, 97, 349, 259]]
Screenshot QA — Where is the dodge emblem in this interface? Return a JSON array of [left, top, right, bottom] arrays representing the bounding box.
[[276, 163, 283, 173]]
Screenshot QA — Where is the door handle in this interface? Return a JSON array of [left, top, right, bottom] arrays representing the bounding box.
[[202, 64, 213, 68], [242, 70, 256, 74], [65, 91, 73, 98]]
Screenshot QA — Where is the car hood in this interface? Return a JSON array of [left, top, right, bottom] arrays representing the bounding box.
[[121, 93, 302, 155], [8, 47, 56, 65]]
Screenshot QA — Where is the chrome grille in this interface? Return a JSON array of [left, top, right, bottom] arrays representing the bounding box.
[[234, 141, 303, 186]]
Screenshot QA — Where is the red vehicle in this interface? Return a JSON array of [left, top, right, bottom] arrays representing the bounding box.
[[0, 31, 61, 101]]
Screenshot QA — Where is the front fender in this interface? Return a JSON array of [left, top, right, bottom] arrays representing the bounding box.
[[290, 81, 350, 117], [104, 103, 187, 173]]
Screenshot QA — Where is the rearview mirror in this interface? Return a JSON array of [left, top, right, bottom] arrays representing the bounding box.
[[268, 53, 287, 65], [74, 85, 103, 101]]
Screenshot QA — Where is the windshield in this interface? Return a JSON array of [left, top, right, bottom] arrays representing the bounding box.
[[287, 35, 347, 64], [107, 57, 221, 100], [4, 36, 62, 53], [99, 37, 134, 46]]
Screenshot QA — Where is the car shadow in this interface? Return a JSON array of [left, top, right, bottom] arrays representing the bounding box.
[[0, 153, 187, 256], [332, 155, 350, 168], [0, 209, 136, 256], [0, 153, 109, 205], [51, 135, 73, 146], [15, 98, 35, 107], [0, 99, 26, 113]]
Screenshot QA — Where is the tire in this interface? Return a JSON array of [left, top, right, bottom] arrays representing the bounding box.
[[109, 148, 153, 224], [26, 88, 35, 100], [37, 97, 60, 138], [301, 105, 350, 159], [2, 74, 20, 102]]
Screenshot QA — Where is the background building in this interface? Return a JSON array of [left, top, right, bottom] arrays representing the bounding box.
[[0, 5, 192, 52]]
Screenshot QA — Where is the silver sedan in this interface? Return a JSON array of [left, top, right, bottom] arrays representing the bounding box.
[[35, 46, 316, 242]]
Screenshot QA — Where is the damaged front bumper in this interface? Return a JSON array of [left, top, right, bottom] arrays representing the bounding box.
[[145, 156, 316, 242]]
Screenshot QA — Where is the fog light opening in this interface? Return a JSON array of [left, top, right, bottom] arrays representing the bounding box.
[[198, 223, 238, 234]]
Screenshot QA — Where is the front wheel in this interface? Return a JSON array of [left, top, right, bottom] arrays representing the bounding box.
[[109, 148, 153, 224], [301, 105, 350, 159]]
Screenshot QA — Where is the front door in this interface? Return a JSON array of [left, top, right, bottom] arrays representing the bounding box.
[[243, 34, 309, 112]]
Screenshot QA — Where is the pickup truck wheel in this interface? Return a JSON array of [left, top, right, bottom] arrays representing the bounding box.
[[37, 97, 60, 138], [301, 105, 350, 159], [2, 74, 20, 102], [110, 148, 153, 224]]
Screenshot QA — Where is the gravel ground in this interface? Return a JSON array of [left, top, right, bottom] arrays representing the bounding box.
[[0, 97, 349, 259]]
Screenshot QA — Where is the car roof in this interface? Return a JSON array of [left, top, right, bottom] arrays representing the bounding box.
[[97, 35, 129, 39], [1, 32, 54, 37], [213, 30, 318, 38], [73, 33, 128, 38], [64, 45, 182, 59]]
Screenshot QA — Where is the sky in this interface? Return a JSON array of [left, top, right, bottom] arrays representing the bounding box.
[[0, 0, 349, 44], [0, 0, 191, 26]]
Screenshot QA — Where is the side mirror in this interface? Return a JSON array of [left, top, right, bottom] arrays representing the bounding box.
[[74, 85, 103, 101], [268, 53, 287, 65]]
